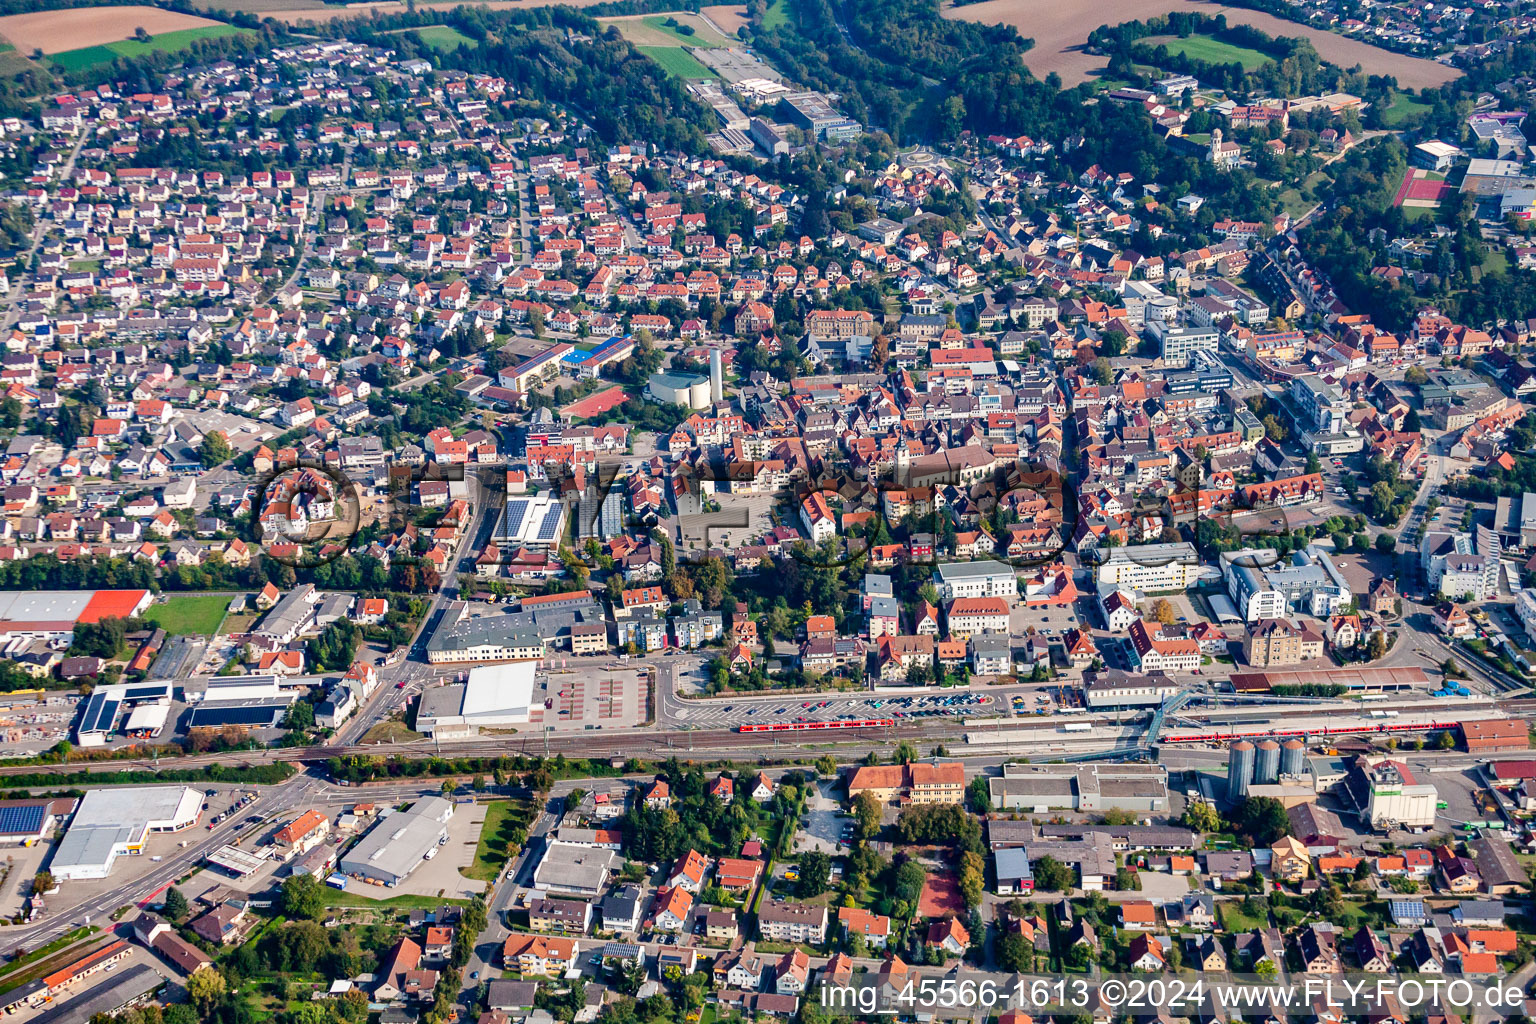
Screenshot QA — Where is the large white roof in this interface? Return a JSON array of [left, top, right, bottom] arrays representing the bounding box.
[[460, 661, 535, 720]]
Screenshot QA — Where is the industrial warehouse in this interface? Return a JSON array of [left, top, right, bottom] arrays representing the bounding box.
[[0, 589, 153, 641], [49, 787, 202, 880], [414, 662, 536, 738], [337, 796, 454, 886]]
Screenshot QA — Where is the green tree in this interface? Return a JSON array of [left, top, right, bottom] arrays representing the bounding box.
[[162, 886, 189, 919], [798, 851, 832, 898], [1228, 796, 1291, 845], [32, 870, 54, 893], [1032, 855, 1073, 892], [199, 431, 233, 468], [996, 929, 1033, 972], [1180, 800, 1221, 833], [187, 968, 227, 1013], [852, 790, 883, 841], [967, 775, 991, 814], [281, 873, 326, 921]]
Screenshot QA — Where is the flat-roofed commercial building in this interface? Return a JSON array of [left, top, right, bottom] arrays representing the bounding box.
[[427, 607, 547, 665], [1094, 543, 1202, 591], [338, 797, 454, 886], [933, 561, 1016, 600], [415, 662, 537, 738], [0, 590, 152, 642], [532, 841, 616, 897], [50, 787, 201, 880], [988, 763, 1169, 814], [25, 964, 162, 1024]]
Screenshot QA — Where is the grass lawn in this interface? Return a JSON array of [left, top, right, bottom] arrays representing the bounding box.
[[1217, 900, 1267, 933], [360, 719, 422, 744], [1402, 204, 1439, 223], [1381, 91, 1432, 127], [1279, 188, 1313, 219], [637, 45, 716, 78], [51, 25, 250, 71], [324, 890, 470, 911], [69, 259, 101, 272], [413, 25, 476, 51], [763, 0, 789, 31], [1482, 247, 1510, 278], [464, 799, 536, 882], [145, 593, 233, 635], [1141, 33, 1271, 71]]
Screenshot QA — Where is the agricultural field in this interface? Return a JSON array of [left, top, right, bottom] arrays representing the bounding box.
[[1140, 32, 1272, 71], [943, 0, 1461, 89], [701, 4, 752, 36], [601, 13, 732, 47], [0, 6, 229, 54], [637, 44, 717, 79], [49, 25, 251, 72], [145, 593, 233, 636], [255, 0, 620, 24]]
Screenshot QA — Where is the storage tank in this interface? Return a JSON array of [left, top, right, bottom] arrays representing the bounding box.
[[709, 349, 723, 404], [1255, 739, 1281, 785], [1280, 738, 1306, 777], [1227, 740, 1255, 801]]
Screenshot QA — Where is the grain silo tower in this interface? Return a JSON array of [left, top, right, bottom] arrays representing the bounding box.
[[1227, 740, 1256, 801]]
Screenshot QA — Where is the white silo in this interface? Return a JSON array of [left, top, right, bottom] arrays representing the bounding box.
[[709, 348, 723, 404]]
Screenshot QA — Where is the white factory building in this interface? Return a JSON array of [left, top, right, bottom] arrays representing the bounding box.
[[1343, 757, 1437, 831], [49, 787, 202, 880], [414, 662, 536, 738]]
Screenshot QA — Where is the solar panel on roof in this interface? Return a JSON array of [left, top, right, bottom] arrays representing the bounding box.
[[188, 705, 285, 728], [535, 505, 563, 541], [81, 697, 118, 734], [0, 805, 45, 835], [502, 501, 529, 538], [123, 685, 166, 699]]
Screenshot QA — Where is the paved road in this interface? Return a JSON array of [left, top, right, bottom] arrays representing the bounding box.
[[1, 131, 86, 330]]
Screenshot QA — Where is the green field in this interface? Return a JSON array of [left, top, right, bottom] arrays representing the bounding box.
[[413, 25, 476, 51], [763, 0, 790, 31], [145, 593, 233, 636], [1142, 33, 1272, 71], [640, 14, 725, 46], [50, 25, 250, 72], [1380, 91, 1431, 127], [637, 45, 716, 79], [465, 799, 536, 882]]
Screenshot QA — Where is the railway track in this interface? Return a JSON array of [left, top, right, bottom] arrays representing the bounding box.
[[7, 695, 1535, 781]]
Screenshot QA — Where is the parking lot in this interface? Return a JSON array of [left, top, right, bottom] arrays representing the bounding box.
[[526, 668, 649, 732], [793, 780, 852, 856], [668, 688, 997, 729]]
